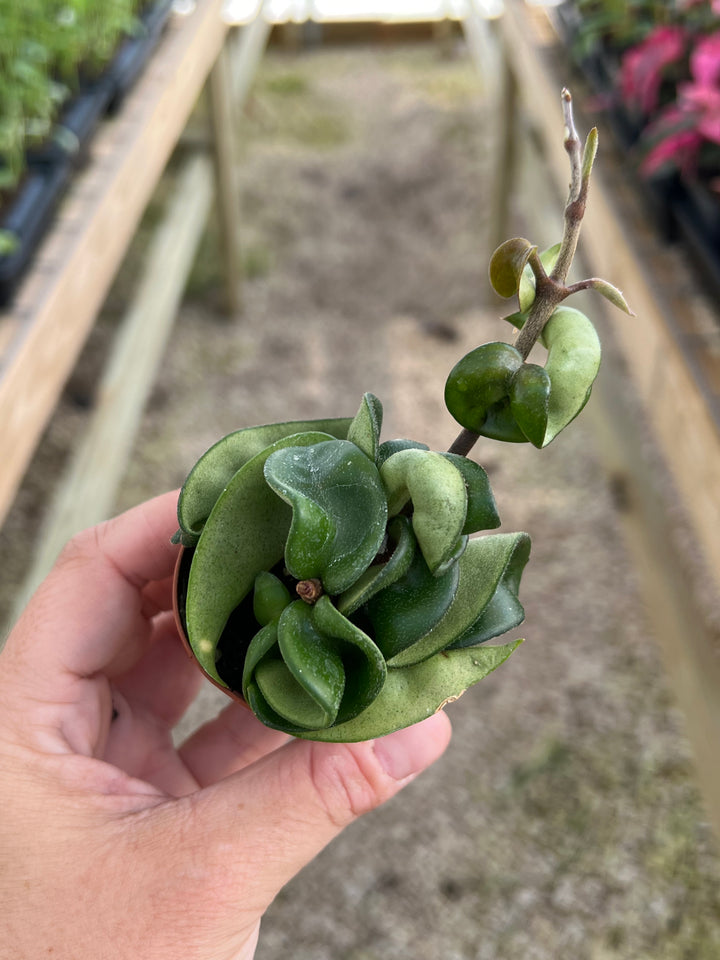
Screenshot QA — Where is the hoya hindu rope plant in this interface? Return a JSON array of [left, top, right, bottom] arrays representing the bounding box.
[[172, 91, 633, 743]]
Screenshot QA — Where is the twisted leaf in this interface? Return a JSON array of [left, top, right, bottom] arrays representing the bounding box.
[[509, 363, 551, 448], [277, 601, 346, 727], [362, 543, 459, 661], [243, 597, 386, 732], [489, 237, 537, 299], [176, 417, 351, 545], [541, 305, 601, 446], [288, 641, 524, 742], [186, 431, 336, 684], [337, 516, 415, 616], [347, 392, 383, 461], [389, 531, 531, 666], [447, 532, 531, 648], [441, 454, 500, 534], [264, 439, 387, 594], [376, 438, 429, 468], [312, 596, 387, 722], [380, 448, 468, 573], [444, 342, 526, 442]]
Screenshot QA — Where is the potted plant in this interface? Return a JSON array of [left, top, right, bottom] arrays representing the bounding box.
[[172, 92, 633, 742]]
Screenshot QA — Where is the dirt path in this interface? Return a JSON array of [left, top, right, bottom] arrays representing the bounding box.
[[3, 44, 720, 959]]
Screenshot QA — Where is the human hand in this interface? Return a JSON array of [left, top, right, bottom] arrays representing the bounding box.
[[0, 491, 451, 960]]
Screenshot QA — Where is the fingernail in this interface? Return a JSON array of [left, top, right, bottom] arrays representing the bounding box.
[[373, 712, 451, 781]]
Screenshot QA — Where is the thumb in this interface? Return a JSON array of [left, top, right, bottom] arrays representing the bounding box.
[[167, 712, 451, 933]]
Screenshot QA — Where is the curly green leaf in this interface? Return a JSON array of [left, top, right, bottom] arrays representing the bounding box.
[[541, 305, 601, 446], [264, 439, 387, 594], [290, 641, 524, 742], [362, 542, 459, 661], [379, 448, 468, 574], [489, 237, 537, 299], [186, 431, 336, 684], [177, 417, 352, 545], [519, 242, 561, 312], [347, 392, 383, 461], [389, 531, 530, 666]]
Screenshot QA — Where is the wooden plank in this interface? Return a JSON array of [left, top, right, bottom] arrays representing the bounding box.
[[13, 155, 214, 618], [495, 0, 720, 592], [0, 0, 229, 529], [589, 362, 720, 841], [207, 43, 243, 315], [229, 11, 274, 107]]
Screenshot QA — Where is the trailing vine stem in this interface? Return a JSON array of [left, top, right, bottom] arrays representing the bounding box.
[[447, 89, 597, 460], [513, 89, 592, 361]]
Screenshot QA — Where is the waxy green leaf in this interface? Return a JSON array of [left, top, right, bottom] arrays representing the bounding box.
[[347, 392, 383, 461], [177, 417, 352, 545], [362, 544, 459, 661], [519, 242, 561, 312], [289, 641, 524, 742], [376, 438, 429, 468], [264, 439, 387, 594], [489, 237, 537, 299], [312, 596, 387, 722], [509, 363, 551, 448], [380, 448, 468, 574], [444, 341, 525, 440], [337, 516, 415, 616], [389, 532, 530, 666], [253, 571, 292, 627], [276, 601, 346, 728], [447, 532, 531, 648], [586, 277, 634, 315], [441, 453, 500, 534], [186, 431, 336, 684], [541, 305, 601, 445], [243, 596, 386, 732]]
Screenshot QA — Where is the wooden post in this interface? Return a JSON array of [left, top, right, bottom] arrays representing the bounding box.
[[12, 154, 214, 621], [228, 10, 273, 107], [488, 51, 518, 256], [207, 42, 243, 315]]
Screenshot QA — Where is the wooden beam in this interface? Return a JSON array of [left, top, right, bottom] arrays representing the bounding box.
[[0, 0, 229, 529], [13, 154, 214, 619], [207, 43, 243, 315], [229, 11, 273, 108]]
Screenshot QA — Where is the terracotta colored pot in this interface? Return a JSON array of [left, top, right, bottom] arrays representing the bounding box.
[[172, 547, 247, 706]]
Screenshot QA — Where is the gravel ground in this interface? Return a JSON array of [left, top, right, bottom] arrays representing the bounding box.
[[2, 42, 720, 960]]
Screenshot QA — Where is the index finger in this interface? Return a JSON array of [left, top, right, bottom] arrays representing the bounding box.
[[5, 490, 181, 683]]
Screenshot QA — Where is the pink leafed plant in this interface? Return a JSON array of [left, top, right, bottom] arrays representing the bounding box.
[[641, 30, 720, 183], [620, 25, 687, 116]]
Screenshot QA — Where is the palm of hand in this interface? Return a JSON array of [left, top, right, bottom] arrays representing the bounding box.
[[0, 492, 450, 960]]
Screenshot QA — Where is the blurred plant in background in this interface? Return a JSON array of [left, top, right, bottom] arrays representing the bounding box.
[[554, 0, 720, 244], [0, 1, 144, 195]]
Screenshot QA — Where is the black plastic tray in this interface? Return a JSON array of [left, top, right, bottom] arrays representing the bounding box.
[[0, 0, 174, 309], [0, 161, 74, 308]]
